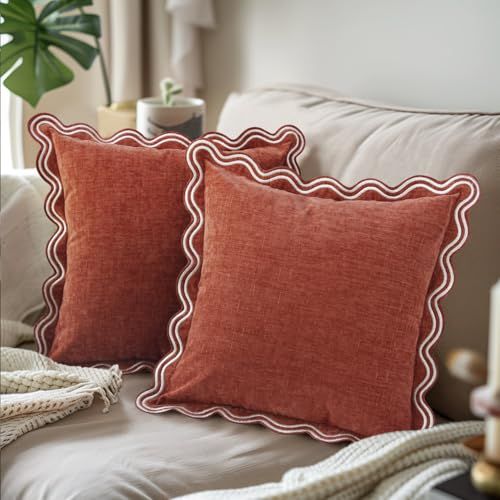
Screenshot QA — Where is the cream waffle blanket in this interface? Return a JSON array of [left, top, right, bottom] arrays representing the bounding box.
[[0, 347, 122, 448], [180, 421, 483, 500]]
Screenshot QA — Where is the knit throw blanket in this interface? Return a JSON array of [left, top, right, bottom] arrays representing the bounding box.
[[0, 347, 122, 449], [180, 421, 483, 500]]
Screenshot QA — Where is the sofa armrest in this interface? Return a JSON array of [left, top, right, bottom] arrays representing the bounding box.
[[1, 169, 52, 323]]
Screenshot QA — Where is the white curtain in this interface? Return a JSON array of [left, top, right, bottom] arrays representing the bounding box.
[[166, 0, 215, 97], [108, 0, 173, 101], [108, 0, 215, 100], [0, 28, 24, 172], [1, 88, 24, 172]]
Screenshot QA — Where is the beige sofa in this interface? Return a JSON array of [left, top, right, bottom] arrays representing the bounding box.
[[1, 85, 498, 499], [218, 85, 500, 421]]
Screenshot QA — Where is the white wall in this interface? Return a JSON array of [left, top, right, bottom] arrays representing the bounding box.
[[202, 0, 500, 128]]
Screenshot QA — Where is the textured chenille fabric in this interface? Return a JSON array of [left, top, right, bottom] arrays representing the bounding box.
[[29, 114, 302, 372], [138, 140, 479, 441]]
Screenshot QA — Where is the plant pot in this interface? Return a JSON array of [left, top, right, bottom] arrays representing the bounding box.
[[97, 101, 136, 138], [136, 97, 205, 140]]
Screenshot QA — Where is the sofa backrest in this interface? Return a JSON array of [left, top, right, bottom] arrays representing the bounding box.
[[217, 84, 500, 421]]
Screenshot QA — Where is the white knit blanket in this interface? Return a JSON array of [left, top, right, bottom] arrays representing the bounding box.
[[179, 421, 483, 500], [0, 347, 122, 449]]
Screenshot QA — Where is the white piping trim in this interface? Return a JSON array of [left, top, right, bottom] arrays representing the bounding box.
[[29, 114, 304, 374], [204, 125, 304, 176], [137, 139, 479, 441]]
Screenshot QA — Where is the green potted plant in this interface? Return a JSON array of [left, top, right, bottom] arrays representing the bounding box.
[[136, 77, 205, 139], [0, 0, 134, 136]]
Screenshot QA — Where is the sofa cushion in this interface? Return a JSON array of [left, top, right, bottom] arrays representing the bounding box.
[[0, 367, 337, 500], [217, 85, 500, 420]]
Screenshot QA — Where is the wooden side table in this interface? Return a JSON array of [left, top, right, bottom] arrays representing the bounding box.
[[427, 472, 498, 500]]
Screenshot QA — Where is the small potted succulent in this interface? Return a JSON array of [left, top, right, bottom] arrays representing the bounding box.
[[136, 78, 205, 140]]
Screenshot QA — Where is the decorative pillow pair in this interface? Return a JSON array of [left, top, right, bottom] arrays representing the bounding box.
[[30, 114, 479, 441]]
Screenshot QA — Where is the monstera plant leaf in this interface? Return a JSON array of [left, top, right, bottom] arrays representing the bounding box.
[[0, 0, 101, 106]]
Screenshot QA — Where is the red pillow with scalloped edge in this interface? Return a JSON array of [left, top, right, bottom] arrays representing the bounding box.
[[29, 114, 304, 373], [137, 139, 479, 441]]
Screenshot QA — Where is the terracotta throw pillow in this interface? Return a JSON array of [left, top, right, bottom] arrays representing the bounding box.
[[29, 114, 304, 372], [137, 139, 479, 441]]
